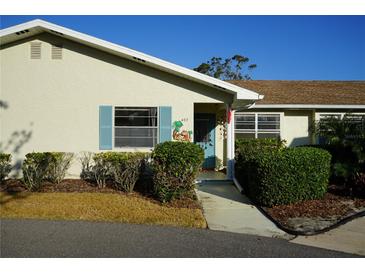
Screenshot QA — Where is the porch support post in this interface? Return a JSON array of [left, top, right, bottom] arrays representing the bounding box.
[[226, 104, 235, 180]]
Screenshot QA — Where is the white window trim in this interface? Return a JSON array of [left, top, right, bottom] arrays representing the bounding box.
[[235, 112, 283, 139], [112, 106, 159, 151], [315, 112, 365, 121]]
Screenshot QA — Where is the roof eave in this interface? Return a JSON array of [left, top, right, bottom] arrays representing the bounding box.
[[249, 104, 365, 109]]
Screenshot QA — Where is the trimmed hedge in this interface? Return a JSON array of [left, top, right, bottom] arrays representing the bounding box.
[[235, 138, 285, 194], [152, 141, 204, 202], [235, 140, 331, 206], [0, 153, 12, 182]]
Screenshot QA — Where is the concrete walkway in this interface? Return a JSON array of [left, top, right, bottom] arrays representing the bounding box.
[[291, 217, 365, 256], [196, 180, 291, 239]]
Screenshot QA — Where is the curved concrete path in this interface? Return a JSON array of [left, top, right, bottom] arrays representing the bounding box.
[[196, 180, 291, 239], [291, 217, 365, 256]]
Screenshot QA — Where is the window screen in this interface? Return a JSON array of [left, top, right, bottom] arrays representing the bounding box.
[[235, 113, 280, 139], [114, 107, 158, 147]]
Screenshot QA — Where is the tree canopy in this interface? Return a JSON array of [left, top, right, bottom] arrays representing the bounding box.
[[193, 54, 257, 80]]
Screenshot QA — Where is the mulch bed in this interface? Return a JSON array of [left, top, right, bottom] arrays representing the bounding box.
[[262, 185, 365, 234], [0, 179, 201, 210]]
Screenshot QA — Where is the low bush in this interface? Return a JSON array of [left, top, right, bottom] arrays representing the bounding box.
[[152, 141, 204, 202], [235, 145, 331, 207], [0, 153, 12, 182], [92, 153, 114, 188], [22, 153, 52, 191], [79, 152, 94, 181], [22, 152, 74, 191], [89, 152, 150, 191], [46, 152, 73, 184], [351, 172, 365, 198]]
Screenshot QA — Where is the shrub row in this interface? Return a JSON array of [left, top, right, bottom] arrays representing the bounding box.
[[80, 142, 204, 200], [22, 152, 73, 191], [235, 139, 332, 207], [0, 153, 12, 182], [3, 141, 205, 201]]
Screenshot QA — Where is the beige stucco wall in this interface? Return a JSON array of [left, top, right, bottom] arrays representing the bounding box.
[[281, 110, 313, 146], [0, 33, 234, 177]]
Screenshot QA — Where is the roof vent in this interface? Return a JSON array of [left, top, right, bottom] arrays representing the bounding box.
[[213, 84, 227, 91], [51, 44, 63, 60], [50, 29, 64, 36], [30, 42, 41, 59], [16, 29, 29, 35], [132, 56, 146, 63]]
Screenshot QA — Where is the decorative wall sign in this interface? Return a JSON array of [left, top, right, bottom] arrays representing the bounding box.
[[172, 120, 192, 142]]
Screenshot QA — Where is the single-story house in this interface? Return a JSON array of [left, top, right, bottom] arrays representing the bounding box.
[[1, 20, 365, 180], [230, 80, 365, 147]]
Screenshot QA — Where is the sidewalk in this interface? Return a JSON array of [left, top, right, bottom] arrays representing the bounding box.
[[291, 217, 365, 256], [196, 180, 292, 239]]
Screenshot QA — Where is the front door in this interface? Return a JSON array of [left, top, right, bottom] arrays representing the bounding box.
[[194, 113, 216, 169]]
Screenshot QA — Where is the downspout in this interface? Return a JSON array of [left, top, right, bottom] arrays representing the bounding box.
[[230, 99, 259, 193]]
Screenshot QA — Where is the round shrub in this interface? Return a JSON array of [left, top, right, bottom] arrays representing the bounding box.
[[152, 141, 204, 202], [236, 146, 331, 207]]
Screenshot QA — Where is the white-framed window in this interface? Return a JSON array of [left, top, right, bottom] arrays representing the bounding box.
[[235, 113, 281, 139], [114, 107, 158, 148]]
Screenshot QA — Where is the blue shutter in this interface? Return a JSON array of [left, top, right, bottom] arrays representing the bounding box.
[[159, 106, 172, 143], [99, 105, 112, 150]]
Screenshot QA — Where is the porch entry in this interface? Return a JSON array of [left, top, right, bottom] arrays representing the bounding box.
[[194, 113, 216, 169]]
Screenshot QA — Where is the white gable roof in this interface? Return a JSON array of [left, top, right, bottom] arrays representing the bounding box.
[[0, 19, 262, 101]]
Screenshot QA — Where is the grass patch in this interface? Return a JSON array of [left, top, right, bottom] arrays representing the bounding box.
[[0, 192, 207, 229]]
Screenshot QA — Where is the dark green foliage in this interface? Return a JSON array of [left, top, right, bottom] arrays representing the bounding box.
[[235, 142, 331, 207], [314, 113, 365, 187], [193, 55, 257, 80], [0, 153, 12, 182], [235, 138, 286, 194], [352, 173, 365, 198], [152, 141, 204, 202]]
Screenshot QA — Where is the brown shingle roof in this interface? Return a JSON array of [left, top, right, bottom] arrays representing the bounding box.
[[229, 80, 365, 105]]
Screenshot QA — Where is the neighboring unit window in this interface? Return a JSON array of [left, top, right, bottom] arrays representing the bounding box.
[[51, 44, 63, 59], [114, 107, 158, 147], [30, 42, 41, 59], [318, 114, 365, 144], [344, 115, 365, 131], [235, 113, 280, 139]]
